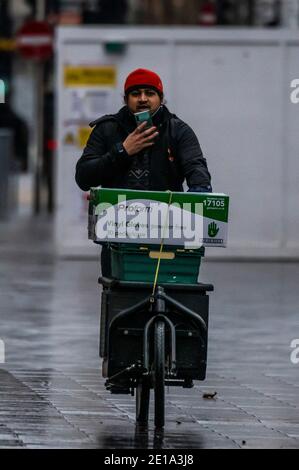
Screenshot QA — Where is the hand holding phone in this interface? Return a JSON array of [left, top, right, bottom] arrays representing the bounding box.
[[134, 110, 153, 129], [123, 119, 159, 156]]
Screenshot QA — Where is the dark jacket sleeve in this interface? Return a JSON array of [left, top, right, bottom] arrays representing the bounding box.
[[173, 120, 212, 191], [75, 122, 129, 191]]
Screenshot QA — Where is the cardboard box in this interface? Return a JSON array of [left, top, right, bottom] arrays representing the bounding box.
[[88, 188, 229, 248]]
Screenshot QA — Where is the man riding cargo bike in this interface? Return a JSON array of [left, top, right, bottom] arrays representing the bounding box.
[[75, 69, 225, 428]]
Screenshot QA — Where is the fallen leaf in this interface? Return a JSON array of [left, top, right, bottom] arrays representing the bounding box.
[[202, 391, 217, 399]]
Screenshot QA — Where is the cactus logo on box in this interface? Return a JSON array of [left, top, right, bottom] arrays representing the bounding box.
[[0, 79, 5, 104], [208, 222, 219, 238]]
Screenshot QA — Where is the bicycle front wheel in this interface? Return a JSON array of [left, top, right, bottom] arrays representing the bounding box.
[[136, 380, 150, 425], [154, 320, 165, 428]]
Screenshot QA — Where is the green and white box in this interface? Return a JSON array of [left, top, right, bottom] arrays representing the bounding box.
[[88, 188, 229, 248]]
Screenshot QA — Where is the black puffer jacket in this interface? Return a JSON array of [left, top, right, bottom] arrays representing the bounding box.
[[75, 105, 212, 192]]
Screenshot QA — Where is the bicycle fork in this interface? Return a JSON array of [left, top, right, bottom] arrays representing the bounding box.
[[143, 286, 177, 378]]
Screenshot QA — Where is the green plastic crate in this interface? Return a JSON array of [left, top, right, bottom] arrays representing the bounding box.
[[110, 244, 205, 284]]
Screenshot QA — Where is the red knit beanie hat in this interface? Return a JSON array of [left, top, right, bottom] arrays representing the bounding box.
[[124, 68, 164, 97]]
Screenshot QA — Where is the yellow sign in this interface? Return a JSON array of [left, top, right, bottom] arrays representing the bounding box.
[[0, 39, 16, 52], [77, 127, 92, 148], [64, 66, 117, 87], [63, 132, 76, 146]]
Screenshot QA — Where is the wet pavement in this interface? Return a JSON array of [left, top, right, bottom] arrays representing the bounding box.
[[0, 214, 299, 449]]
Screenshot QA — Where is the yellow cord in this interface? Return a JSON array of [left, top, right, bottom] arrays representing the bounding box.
[[151, 191, 173, 296]]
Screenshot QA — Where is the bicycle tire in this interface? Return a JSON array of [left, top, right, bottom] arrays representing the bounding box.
[[154, 320, 165, 428], [136, 381, 150, 425]]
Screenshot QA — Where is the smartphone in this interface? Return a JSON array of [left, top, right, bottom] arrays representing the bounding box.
[[134, 110, 153, 129]]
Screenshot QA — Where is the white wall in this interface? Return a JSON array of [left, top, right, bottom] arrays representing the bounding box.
[[55, 27, 299, 258]]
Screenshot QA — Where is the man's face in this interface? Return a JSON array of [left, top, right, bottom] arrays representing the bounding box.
[[126, 88, 162, 114]]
